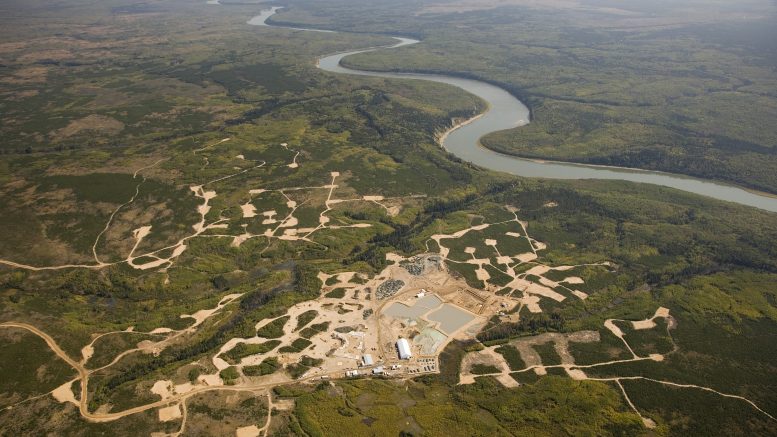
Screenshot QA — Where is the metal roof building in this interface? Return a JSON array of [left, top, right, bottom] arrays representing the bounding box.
[[362, 354, 374, 366], [397, 338, 412, 360]]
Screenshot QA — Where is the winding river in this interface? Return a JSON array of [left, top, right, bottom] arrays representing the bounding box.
[[247, 7, 777, 213]]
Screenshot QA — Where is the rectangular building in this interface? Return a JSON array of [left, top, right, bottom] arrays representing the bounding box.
[[397, 338, 412, 360]]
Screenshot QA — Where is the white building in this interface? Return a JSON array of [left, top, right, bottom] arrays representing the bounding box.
[[362, 354, 374, 366], [345, 370, 360, 377], [372, 366, 384, 375], [397, 338, 412, 360]]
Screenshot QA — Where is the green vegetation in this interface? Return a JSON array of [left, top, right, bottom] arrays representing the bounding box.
[[324, 288, 347, 298], [494, 344, 526, 371], [0, 329, 76, 407], [219, 366, 240, 385], [299, 322, 330, 339], [470, 364, 500, 375], [294, 310, 318, 331], [243, 357, 281, 376], [294, 0, 777, 193], [278, 338, 313, 354], [1, 0, 776, 434], [533, 342, 563, 366], [256, 316, 290, 339], [287, 356, 324, 379], [222, 340, 281, 365], [285, 377, 643, 436]]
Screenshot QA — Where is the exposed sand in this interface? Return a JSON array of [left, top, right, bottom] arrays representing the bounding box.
[[475, 268, 490, 281], [566, 368, 588, 380], [571, 289, 589, 300], [604, 319, 624, 338], [496, 373, 519, 388], [81, 344, 94, 363], [562, 276, 584, 284], [241, 203, 257, 218], [52, 380, 79, 406], [632, 319, 657, 330], [514, 253, 537, 263], [236, 425, 260, 437], [198, 374, 224, 386], [151, 380, 173, 400], [158, 404, 181, 422]]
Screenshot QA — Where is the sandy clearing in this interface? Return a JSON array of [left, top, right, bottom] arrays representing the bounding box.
[[386, 253, 404, 263], [52, 380, 79, 406], [131, 226, 152, 249], [604, 320, 624, 338], [538, 277, 559, 288], [655, 307, 670, 318], [158, 404, 181, 422], [152, 380, 173, 400], [150, 328, 173, 334], [496, 256, 513, 265], [525, 283, 565, 302], [514, 253, 537, 263], [519, 295, 542, 313], [81, 344, 95, 363], [241, 203, 257, 218], [174, 382, 194, 395], [507, 278, 565, 302], [236, 425, 260, 437], [198, 374, 223, 386], [525, 265, 550, 276], [571, 290, 589, 300], [496, 373, 519, 388], [566, 368, 588, 380], [632, 319, 657, 330], [562, 276, 584, 284]]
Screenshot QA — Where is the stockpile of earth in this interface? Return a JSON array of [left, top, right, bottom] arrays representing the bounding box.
[[377, 279, 405, 299]]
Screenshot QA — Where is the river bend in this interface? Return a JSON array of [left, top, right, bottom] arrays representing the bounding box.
[[247, 7, 777, 213]]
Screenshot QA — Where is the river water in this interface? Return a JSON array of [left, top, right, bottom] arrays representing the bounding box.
[[248, 7, 777, 213]]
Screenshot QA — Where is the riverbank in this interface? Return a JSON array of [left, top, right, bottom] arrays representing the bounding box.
[[251, 7, 777, 213]]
